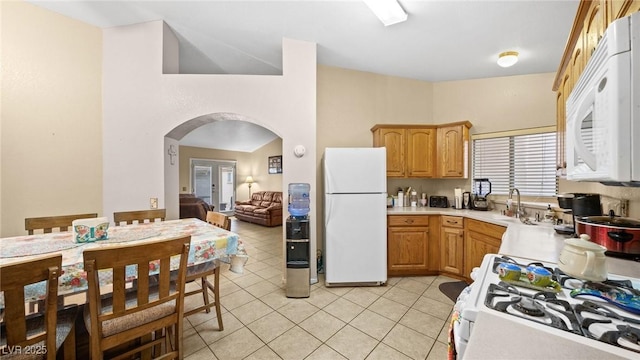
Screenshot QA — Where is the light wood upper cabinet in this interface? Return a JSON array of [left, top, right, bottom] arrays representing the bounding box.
[[372, 121, 471, 179], [407, 128, 436, 177], [437, 122, 471, 178], [373, 128, 406, 177]]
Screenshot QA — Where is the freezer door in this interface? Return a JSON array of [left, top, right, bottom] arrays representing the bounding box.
[[324, 193, 387, 284], [324, 148, 386, 194]]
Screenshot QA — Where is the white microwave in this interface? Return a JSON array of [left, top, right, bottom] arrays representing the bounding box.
[[566, 11, 640, 184]]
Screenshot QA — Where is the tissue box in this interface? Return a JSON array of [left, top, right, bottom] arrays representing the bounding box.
[[72, 217, 109, 243]]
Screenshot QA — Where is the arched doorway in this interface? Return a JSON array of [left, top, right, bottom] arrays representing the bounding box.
[[165, 112, 282, 218]]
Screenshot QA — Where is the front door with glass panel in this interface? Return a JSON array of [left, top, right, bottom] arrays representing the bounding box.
[[191, 159, 236, 213]]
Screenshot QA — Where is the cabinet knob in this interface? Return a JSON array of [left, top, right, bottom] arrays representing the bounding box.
[[405, 219, 414, 224]]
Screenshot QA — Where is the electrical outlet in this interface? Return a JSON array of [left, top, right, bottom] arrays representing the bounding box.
[[150, 198, 158, 209]]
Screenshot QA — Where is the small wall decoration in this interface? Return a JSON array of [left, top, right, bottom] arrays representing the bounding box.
[[268, 155, 282, 174]]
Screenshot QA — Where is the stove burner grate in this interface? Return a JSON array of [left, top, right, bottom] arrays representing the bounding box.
[[484, 283, 582, 335], [514, 298, 545, 317], [575, 301, 640, 353]]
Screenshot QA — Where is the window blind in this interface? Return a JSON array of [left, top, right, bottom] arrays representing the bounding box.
[[472, 130, 557, 196]]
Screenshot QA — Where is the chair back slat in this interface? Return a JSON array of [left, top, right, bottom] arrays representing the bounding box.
[[206, 211, 231, 230], [113, 209, 166, 226], [0, 254, 61, 360], [112, 267, 126, 313], [25, 213, 98, 235]]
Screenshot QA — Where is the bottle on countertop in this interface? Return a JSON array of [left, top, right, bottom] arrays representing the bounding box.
[[397, 190, 404, 207]]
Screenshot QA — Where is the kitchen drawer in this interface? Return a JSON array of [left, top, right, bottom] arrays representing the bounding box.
[[388, 215, 429, 227], [441, 216, 463, 228], [465, 218, 506, 239]]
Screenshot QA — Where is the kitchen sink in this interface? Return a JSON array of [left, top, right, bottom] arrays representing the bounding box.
[[490, 214, 538, 225]]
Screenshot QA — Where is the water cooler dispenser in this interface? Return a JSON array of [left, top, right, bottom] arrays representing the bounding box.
[[286, 183, 310, 298]]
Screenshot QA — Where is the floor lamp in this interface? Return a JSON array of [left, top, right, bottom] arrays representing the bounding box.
[[245, 176, 254, 198]]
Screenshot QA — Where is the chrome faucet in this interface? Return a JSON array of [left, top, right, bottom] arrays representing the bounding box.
[[508, 188, 528, 223]]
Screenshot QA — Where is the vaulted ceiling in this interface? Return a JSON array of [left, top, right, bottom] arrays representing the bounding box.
[[29, 0, 579, 151]]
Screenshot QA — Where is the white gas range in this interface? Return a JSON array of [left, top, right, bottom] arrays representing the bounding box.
[[454, 253, 640, 359]]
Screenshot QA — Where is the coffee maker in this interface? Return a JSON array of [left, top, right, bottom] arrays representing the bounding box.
[[472, 178, 491, 211]]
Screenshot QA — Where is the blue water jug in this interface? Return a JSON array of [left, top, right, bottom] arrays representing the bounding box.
[[288, 183, 310, 217]]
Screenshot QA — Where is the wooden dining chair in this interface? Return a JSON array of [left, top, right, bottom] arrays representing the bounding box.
[[206, 210, 231, 231], [0, 254, 78, 360], [113, 209, 166, 226], [25, 213, 98, 234], [83, 236, 190, 360], [181, 211, 229, 329]]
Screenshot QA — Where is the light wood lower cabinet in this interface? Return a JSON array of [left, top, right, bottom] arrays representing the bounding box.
[[440, 216, 464, 276], [387, 215, 439, 276], [387, 215, 505, 280], [464, 219, 506, 281]]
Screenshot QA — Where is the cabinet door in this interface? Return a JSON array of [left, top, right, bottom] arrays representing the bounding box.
[[464, 230, 501, 279], [437, 125, 469, 178], [556, 71, 570, 173], [623, 1, 640, 17], [407, 128, 436, 178], [375, 128, 405, 177], [608, 0, 640, 24], [387, 226, 429, 275], [583, 1, 605, 64], [440, 227, 464, 275]]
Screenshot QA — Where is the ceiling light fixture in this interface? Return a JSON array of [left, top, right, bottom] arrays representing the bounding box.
[[363, 0, 407, 26], [497, 51, 519, 68]]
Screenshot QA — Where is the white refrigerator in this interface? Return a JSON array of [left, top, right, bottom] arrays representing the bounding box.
[[323, 147, 387, 286]]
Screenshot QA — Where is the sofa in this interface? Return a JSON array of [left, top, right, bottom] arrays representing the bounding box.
[[179, 194, 214, 222], [234, 191, 283, 227]]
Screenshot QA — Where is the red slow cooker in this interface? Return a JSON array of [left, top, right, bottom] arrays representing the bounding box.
[[575, 215, 640, 256]]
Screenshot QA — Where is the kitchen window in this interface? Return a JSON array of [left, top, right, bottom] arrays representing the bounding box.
[[472, 126, 557, 197]]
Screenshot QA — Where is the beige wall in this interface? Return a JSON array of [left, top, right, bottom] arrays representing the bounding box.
[[317, 65, 434, 152], [433, 73, 556, 133], [1, 1, 102, 236], [242, 138, 284, 197], [179, 138, 283, 201]]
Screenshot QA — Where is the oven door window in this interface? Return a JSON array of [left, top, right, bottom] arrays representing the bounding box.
[[574, 111, 595, 169]]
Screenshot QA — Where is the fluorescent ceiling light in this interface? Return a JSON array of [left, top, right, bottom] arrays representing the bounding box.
[[363, 0, 408, 26], [497, 51, 519, 67]]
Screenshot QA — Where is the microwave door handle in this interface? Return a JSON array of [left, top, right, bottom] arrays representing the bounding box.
[[572, 97, 597, 171]]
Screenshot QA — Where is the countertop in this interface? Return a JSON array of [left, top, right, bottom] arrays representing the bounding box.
[[387, 206, 640, 359]]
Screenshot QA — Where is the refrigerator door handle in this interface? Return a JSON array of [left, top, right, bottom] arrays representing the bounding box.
[[325, 197, 333, 228]]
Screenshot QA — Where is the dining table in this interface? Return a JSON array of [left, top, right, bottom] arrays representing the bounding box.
[[0, 218, 244, 306]]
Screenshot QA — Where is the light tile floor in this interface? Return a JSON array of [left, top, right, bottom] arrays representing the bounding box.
[[183, 218, 457, 360]]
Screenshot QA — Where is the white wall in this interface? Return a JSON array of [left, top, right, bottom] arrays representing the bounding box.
[[102, 21, 318, 282], [1, 1, 103, 236]]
